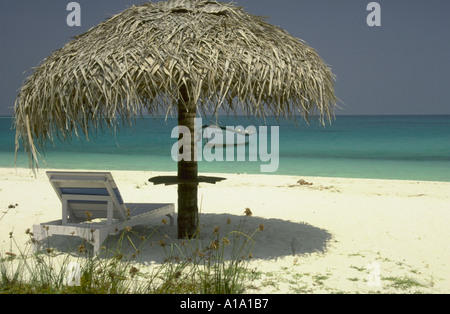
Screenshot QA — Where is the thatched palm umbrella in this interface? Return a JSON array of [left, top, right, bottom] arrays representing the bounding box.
[[13, 0, 337, 239]]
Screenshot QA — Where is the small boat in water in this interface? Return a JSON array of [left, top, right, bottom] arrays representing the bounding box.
[[201, 124, 255, 146]]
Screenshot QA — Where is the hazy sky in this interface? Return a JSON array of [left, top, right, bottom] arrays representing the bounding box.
[[0, 0, 449, 116]]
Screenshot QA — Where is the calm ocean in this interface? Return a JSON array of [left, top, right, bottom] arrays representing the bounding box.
[[1, 115, 449, 182]]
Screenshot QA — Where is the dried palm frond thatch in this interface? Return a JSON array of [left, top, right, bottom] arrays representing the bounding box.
[[14, 0, 337, 168]]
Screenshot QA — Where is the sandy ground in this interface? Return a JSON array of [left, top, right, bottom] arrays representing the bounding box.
[[1, 167, 449, 294]]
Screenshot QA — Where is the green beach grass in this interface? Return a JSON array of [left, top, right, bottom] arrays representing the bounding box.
[[0, 211, 262, 294]]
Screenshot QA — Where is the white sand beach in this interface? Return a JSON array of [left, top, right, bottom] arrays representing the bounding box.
[[1, 167, 450, 294]]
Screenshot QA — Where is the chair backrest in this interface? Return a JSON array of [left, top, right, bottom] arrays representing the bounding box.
[[47, 171, 127, 222]]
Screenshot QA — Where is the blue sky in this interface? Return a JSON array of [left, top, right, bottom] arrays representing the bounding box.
[[0, 0, 449, 116]]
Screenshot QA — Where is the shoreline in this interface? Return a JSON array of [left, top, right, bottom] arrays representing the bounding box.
[[5, 165, 450, 184], [1, 167, 450, 293]]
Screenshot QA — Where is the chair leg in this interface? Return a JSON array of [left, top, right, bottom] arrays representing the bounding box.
[[91, 229, 110, 255], [166, 214, 174, 226], [32, 224, 46, 252], [89, 229, 103, 254]]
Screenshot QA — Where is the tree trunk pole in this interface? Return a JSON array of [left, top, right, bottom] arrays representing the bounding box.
[[177, 85, 199, 239]]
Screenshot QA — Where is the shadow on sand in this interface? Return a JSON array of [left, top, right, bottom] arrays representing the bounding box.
[[38, 213, 332, 263]]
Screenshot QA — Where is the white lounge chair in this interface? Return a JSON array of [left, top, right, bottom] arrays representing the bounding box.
[[33, 171, 175, 253]]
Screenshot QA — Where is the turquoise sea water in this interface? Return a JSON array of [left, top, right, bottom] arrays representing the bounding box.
[[1, 115, 450, 182]]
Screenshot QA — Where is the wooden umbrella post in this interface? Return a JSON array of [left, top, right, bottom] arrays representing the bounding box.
[[177, 85, 199, 239]]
